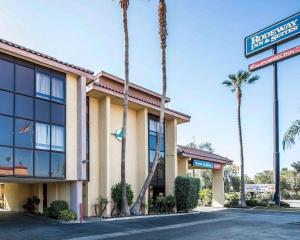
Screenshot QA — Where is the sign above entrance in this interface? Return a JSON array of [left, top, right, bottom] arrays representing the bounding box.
[[249, 45, 300, 71], [245, 184, 275, 193], [192, 160, 221, 170], [245, 12, 300, 57]]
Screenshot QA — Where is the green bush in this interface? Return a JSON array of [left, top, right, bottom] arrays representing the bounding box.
[[175, 176, 200, 212], [48, 200, 69, 219], [23, 196, 40, 213], [199, 189, 212, 206], [57, 209, 77, 221], [152, 195, 176, 213], [111, 183, 134, 212], [225, 192, 239, 207]]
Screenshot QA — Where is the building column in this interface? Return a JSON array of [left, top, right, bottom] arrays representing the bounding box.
[[177, 157, 189, 176], [99, 96, 111, 216], [165, 118, 177, 195], [212, 165, 224, 207], [70, 181, 83, 219], [137, 108, 148, 213], [77, 75, 87, 180]]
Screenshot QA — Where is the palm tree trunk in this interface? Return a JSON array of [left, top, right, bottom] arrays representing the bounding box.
[[237, 88, 246, 208], [120, 0, 130, 217], [131, 0, 167, 215]]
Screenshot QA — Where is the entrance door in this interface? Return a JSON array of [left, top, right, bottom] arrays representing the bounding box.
[[43, 184, 47, 209], [0, 184, 4, 209]]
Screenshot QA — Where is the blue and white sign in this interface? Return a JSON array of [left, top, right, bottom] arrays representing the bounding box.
[[245, 12, 300, 57], [192, 160, 214, 169]]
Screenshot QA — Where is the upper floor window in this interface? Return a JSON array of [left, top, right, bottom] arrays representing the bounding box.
[[52, 77, 64, 103], [36, 72, 50, 100]]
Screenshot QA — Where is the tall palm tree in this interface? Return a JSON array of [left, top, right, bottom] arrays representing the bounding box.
[[119, 0, 130, 216], [222, 70, 259, 208], [131, 0, 168, 215], [283, 120, 300, 150]]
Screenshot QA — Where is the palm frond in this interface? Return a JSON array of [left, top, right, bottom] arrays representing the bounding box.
[[283, 120, 300, 150], [222, 80, 233, 87], [247, 74, 259, 84]]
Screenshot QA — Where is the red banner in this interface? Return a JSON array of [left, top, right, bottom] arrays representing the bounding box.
[[248, 45, 300, 71]]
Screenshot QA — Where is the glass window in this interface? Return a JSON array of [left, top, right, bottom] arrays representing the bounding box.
[[0, 59, 14, 91], [149, 119, 158, 132], [35, 150, 49, 177], [15, 64, 34, 96], [15, 95, 33, 119], [0, 146, 13, 176], [149, 135, 157, 151], [15, 148, 33, 176], [36, 72, 50, 99], [36, 123, 50, 150], [52, 77, 64, 103], [35, 99, 50, 122], [51, 152, 65, 178], [0, 115, 13, 146], [51, 125, 64, 151], [51, 103, 65, 125], [0, 90, 13, 115], [15, 119, 33, 148]]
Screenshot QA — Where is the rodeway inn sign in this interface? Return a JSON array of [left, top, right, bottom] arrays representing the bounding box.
[[245, 12, 300, 57]]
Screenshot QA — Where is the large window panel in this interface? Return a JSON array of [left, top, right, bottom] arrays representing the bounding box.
[[51, 125, 64, 151], [0, 115, 13, 146], [35, 150, 49, 177], [15, 148, 33, 176], [15, 95, 33, 119], [35, 123, 50, 150], [0, 146, 13, 176], [51, 103, 65, 125], [36, 72, 50, 100], [15, 119, 33, 148], [15, 64, 34, 96], [52, 77, 64, 103], [51, 152, 65, 178], [0, 90, 13, 115], [35, 99, 50, 122], [0, 59, 14, 91]]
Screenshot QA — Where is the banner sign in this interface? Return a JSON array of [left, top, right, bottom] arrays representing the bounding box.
[[192, 159, 221, 169], [245, 184, 275, 193], [249, 45, 300, 71], [245, 12, 300, 57]]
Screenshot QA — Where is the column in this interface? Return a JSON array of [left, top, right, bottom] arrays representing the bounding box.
[[136, 108, 148, 213], [177, 157, 189, 176], [212, 165, 225, 207], [70, 181, 83, 219], [165, 118, 178, 195]]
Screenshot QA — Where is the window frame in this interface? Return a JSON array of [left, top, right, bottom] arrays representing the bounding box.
[[0, 53, 66, 179]]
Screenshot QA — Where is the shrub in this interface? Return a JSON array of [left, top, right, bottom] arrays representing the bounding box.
[[165, 195, 176, 213], [175, 176, 200, 212], [111, 183, 134, 212], [48, 200, 68, 219], [199, 189, 212, 206], [225, 192, 239, 207], [57, 209, 77, 221], [95, 195, 109, 217], [152, 195, 176, 213], [23, 196, 40, 213]]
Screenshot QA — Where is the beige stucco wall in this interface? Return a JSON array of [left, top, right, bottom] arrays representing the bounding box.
[[212, 165, 225, 207], [3, 183, 31, 211], [177, 156, 189, 176], [66, 73, 78, 180]]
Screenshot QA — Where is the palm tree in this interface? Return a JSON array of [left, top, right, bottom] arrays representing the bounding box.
[[131, 0, 168, 215], [283, 120, 300, 150], [222, 70, 259, 208], [291, 161, 300, 173], [119, 0, 130, 216]]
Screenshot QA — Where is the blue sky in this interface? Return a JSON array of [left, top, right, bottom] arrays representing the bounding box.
[[0, 0, 299, 177]]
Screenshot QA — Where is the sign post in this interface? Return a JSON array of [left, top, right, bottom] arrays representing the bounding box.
[[245, 12, 300, 207]]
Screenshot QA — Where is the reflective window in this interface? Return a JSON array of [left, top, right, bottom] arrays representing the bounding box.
[[15, 95, 33, 119], [0, 115, 13, 146], [51, 152, 65, 178], [0, 59, 14, 91], [35, 99, 50, 122], [51, 103, 65, 125], [0, 146, 13, 175], [15, 148, 33, 176], [36, 72, 50, 100], [51, 125, 64, 151], [35, 150, 49, 177], [15, 119, 33, 148], [52, 77, 64, 103], [36, 123, 50, 150], [15, 64, 34, 96], [0, 90, 13, 115]]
